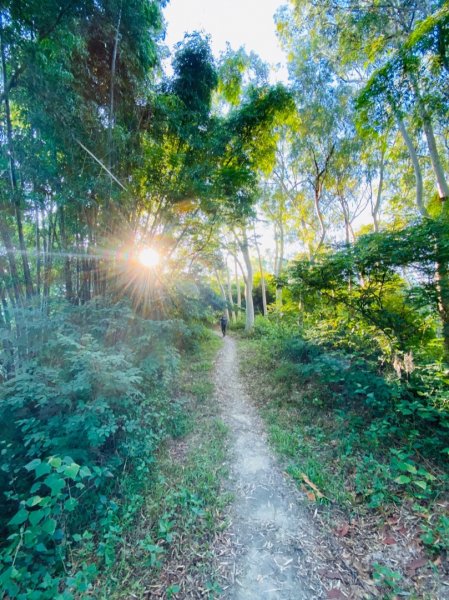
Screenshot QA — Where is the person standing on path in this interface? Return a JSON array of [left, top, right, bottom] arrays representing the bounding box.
[[220, 314, 228, 337]]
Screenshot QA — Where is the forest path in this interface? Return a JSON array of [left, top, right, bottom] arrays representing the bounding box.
[[214, 334, 325, 600]]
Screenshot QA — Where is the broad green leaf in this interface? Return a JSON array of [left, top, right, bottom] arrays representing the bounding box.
[[25, 459, 42, 472], [26, 496, 43, 507], [35, 462, 52, 478], [64, 498, 77, 512], [8, 508, 28, 526], [398, 462, 417, 474], [394, 475, 411, 485], [42, 518, 57, 535], [63, 464, 80, 480], [414, 480, 427, 490], [43, 474, 66, 496], [49, 457, 62, 469], [79, 466, 92, 478], [29, 510, 45, 526]]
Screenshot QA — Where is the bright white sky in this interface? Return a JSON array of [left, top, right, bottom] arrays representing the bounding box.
[[163, 0, 289, 82]]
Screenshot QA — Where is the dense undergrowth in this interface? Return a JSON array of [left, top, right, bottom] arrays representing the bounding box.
[[237, 316, 449, 557], [0, 300, 214, 599], [94, 331, 229, 599]]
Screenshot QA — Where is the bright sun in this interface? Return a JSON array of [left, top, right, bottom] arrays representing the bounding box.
[[138, 247, 160, 268]]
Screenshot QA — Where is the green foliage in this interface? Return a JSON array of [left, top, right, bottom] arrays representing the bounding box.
[[0, 299, 207, 598], [240, 317, 449, 508], [289, 220, 449, 356]]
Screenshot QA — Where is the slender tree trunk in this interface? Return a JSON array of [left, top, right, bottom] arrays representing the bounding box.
[[214, 269, 229, 321], [108, 3, 122, 169], [238, 228, 254, 332], [35, 203, 41, 296], [235, 256, 242, 319], [0, 20, 33, 298], [253, 227, 267, 317], [372, 148, 385, 232], [225, 261, 236, 323], [0, 282, 14, 377], [422, 115, 449, 200], [0, 214, 23, 304], [274, 224, 279, 277], [409, 74, 449, 200], [278, 220, 284, 276], [274, 220, 284, 314], [395, 114, 426, 217], [59, 206, 73, 302]]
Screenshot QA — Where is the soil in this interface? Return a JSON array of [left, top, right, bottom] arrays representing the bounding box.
[[215, 334, 327, 599]]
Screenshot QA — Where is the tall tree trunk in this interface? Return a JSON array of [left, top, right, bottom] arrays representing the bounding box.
[[274, 221, 284, 311], [108, 2, 122, 170], [0, 281, 14, 377], [0, 19, 33, 298], [409, 75, 449, 201], [372, 147, 385, 232], [422, 115, 449, 200], [253, 227, 267, 317], [234, 256, 242, 319], [395, 114, 427, 217], [225, 261, 236, 323], [238, 228, 254, 332], [35, 203, 41, 296], [59, 206, 73, 302], [214, 269, 229, 321], [0, 214, 23, 304]]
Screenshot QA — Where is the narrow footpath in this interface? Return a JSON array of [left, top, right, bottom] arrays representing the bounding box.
[[214, 335, 325, 600]]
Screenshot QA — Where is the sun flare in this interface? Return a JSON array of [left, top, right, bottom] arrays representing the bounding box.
[[138, 247, 160, 268]]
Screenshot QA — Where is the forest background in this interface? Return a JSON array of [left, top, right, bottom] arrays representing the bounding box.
[[0, 0, 449, 597]]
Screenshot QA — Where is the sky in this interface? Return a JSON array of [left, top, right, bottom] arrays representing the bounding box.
[[163, 0, 289, 82]]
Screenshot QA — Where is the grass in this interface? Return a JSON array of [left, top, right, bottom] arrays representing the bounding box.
[[237, 338, 353, 506], [236, 333, 449, 599], [93, 331, 231, 599]]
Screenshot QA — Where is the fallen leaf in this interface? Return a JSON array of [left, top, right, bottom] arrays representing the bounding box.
[[406, 557, 427, 573], [318, 569, 343, 580], [336, 522, 350, 537], [327, 590, 347, 599], [301, 472, 325, 499], [383, 536, 397, 545]]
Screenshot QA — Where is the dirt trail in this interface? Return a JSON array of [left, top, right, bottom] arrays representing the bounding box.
[[214, 335, 325, 600]]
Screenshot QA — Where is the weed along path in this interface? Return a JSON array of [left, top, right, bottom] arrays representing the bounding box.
[[215, 335, 326, 599]]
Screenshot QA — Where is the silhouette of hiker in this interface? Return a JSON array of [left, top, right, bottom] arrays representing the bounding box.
[[220, 315, 228, 337]]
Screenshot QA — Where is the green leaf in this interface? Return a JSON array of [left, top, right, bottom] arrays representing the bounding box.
[[35, 462, 52, 478], [8, 508, 28, 526], [29, 509, 45, 526], [79, 466, 92, 478], [414, 480, 427, 490], [64, 498, 77, 512], [26, 496, 43, 507], [398, 462, 417, 474], [49, 456, 62, 469], [394, 475, 411, 485], [63, 463, 80, 480], [25, 459, 42, 472], [42, 518, 57, 535], [43, 474, 66, 496]]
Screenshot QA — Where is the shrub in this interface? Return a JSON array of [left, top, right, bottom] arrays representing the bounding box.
[[0, 299, 207, 598]]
